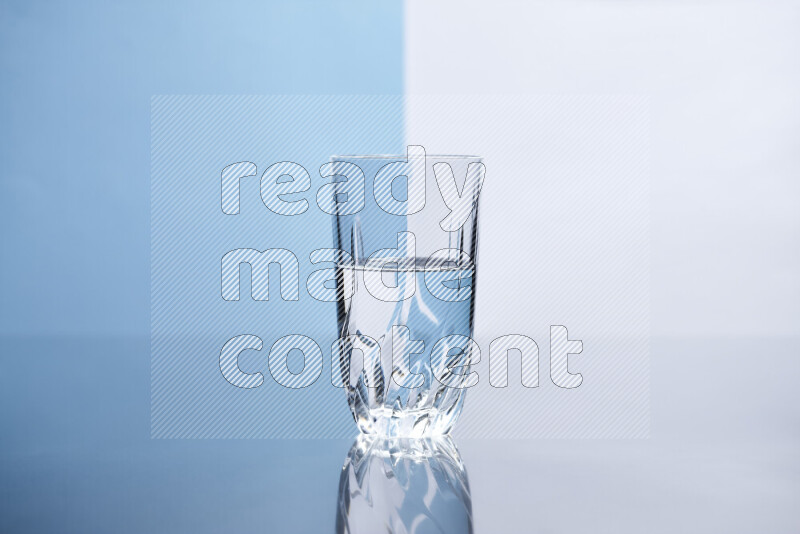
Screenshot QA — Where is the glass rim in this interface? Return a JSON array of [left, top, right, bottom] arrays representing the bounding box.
[[331, 154, 481, 161]]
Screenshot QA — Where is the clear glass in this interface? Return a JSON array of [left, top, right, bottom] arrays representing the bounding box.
[[330, 153, 483, 436], [336, 436, 473, 534]]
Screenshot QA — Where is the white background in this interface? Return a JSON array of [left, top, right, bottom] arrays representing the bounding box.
[[406, 2, 799, 531], [406, 0, 799, 338]]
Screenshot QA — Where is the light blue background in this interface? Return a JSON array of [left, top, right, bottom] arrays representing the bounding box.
[[149, 95, 404, 438], [1, 1, 403, 532], [0, 0, 403, 337]]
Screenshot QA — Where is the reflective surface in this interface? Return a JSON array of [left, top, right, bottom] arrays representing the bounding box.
[[1, 338, 798, 533], [336, 436, 472, 534]]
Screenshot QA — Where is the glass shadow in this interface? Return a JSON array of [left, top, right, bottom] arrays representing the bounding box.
[[335, 435, 473, 533]]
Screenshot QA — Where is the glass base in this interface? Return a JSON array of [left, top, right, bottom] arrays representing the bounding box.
[[351, 397, 466, 437]]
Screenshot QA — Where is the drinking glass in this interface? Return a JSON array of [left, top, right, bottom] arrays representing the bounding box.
[[336, 436, 473, 533], [329, 151, 483, 436]]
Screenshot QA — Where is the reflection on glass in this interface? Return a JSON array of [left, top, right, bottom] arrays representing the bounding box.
[[330, 154, 483, 437], [336, 435, 473, 534]]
